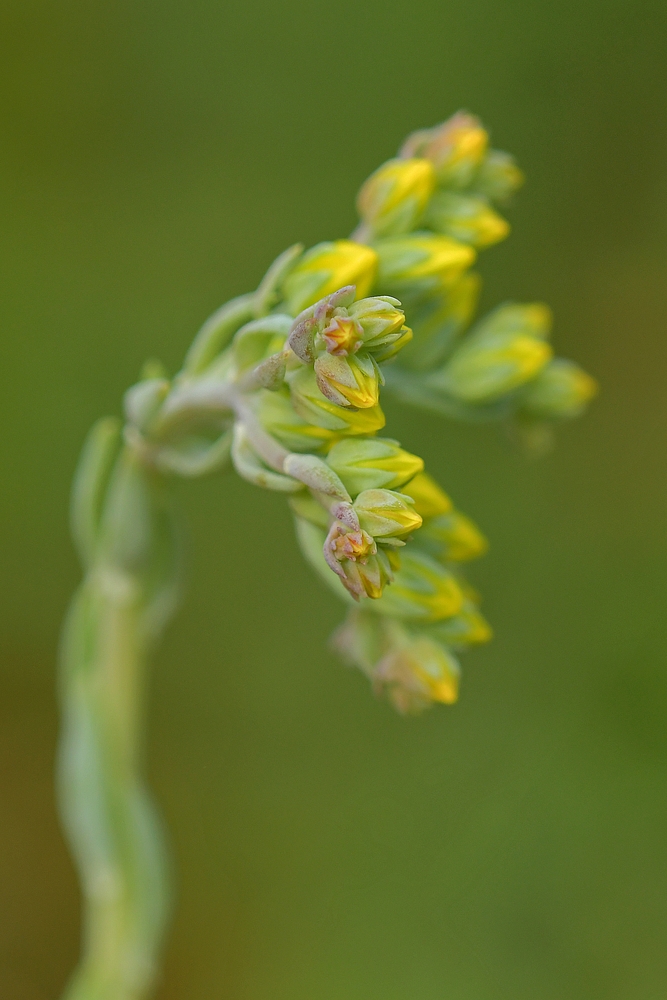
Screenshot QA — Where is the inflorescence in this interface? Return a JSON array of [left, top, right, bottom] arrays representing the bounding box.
[[114, 111, 597, 713]]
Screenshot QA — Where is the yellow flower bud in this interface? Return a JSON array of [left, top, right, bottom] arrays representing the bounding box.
[[375, 635, 461, 712], [419, 510, 488, 562], [401, 472, 453, 518], [520, 358, 599, 420], [314, 352, 380, 409], [431, 330, 553, 403], [325, 436, 424, 495], [401, 112, 489, 187], [372, 549, 464, 622], [257, 387, 340, 453], [353, 489, 422, 539], [474, 150, 524, 203], [401, 271, 481, 371], [288, 365, 386, 435], [374, 233, 476, 302], [282, 240, 378, 315], [425, 191, 510, 249], [428, 601, 493, 648], [356, 157, 436, 237], [325, 524, 396, 600]]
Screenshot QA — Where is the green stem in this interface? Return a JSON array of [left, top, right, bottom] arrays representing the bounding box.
[[58, 441, 177, 1000]]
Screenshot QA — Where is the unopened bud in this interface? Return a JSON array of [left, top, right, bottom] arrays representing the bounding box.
[[288, 366, 386, 435], [347, 296, 413, 361], [375, 233, 476, 303], [425, 191, 510, 248], [401, 472, 453, 518], [258, 387, 341, 453], [430, 327, 552, 403], [402, 112, 488, 188], [373, 549, 464, 621], [473, 150, 524, 203], [428, 602, 493, 648], [325, 436, 423, 495], [353, 489, 422, 539], [282, 240, 378, 315], [356, 157, 436, 237], [519, 358, 598, 420], [418, 510, 488, 562], [314, 352, 381, 409], [374, 635, 461, 712]]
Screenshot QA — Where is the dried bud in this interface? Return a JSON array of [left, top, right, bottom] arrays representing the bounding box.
[[282, 240, 378, 315], [353, 489, 422, 539], [325, 436, 423, 495], [356, 157, 436, 237], [519, 358, 599, 420], [425, 191, 510, 249]]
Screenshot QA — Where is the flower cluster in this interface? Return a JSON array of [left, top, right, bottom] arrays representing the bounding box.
[[118, 112, 597, 713]]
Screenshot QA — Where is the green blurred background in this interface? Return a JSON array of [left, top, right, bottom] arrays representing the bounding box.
[[2, 0, 667, 996]]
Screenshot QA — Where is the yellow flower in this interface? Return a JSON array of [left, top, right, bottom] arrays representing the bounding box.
[[402, 112, 489, 187], [282, 240, 378, 315], [356, 157, 436, 237]]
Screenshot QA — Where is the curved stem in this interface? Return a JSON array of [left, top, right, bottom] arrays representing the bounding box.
[[58, 443, 178, 1000]]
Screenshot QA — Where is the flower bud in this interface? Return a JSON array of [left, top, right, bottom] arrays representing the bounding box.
[[282, 240, 378, 315], [418, 510, 488, 562], [356, 158, 436, 237], [519, 358, 598, 420], [372, 549, 464, 621], [425, 191, 510, 248], [374, 634, 461, 712], [324, 523, 395, 600], [325, 436, 423, 495], [473, 302, 553, 340], [288, 366, 386, 435], [401, 112, 489, 188], [473, 150, 524, 203], [346, 296, 413, 361], [430, 328, 553, 403], [258, 386, 341, 453], [314, 352, 381, 409], [374, 233, 476, 303], [400, 271, 480, 371], [428, 602, 492, 648], [353, 489, 422, 539], [401, 472, 453, 518]]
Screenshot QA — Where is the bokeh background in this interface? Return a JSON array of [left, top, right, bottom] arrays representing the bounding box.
[[2, 0, 667, 996]]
